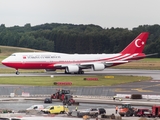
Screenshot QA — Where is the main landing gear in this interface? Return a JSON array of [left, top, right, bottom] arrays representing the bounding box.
[[65, 69, 84, 74], [16, 70, 20, 75], [77, 70, 84, 74]]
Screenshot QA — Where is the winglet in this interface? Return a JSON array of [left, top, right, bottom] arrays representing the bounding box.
[[121, 32, 149, 54]]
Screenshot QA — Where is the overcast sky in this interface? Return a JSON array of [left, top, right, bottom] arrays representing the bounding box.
[[0, 0, 160, 29]]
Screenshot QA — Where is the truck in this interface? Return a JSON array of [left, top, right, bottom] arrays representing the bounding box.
[[134, 108, 150, 117], [119, 103, 136, 117], [51, 89, 70, 101], [142, 105, 160, 117]]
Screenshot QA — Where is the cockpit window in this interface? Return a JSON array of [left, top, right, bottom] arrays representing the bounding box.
[[11, 54, 16, 56]]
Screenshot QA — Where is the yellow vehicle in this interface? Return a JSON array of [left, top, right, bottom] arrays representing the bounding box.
[[42, 105, 68, 114]]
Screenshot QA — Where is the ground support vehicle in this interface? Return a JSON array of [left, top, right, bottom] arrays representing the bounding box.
[[134, 108, 150, 117], [142, 105, 160, 117], [51, 89, 70, 101], [62, 94, 79, 106], [150, 105, 160, 117], [41, 105, 68, 114], [119, 103, 136, 117]]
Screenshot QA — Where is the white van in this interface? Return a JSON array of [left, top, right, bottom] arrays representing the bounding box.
[[26, 105, 44, 111]]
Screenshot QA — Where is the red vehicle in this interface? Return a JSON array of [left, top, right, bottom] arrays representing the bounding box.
[[63, 94, 75, 106], [51, 89, 70, 101], [119, 103, 135, 117], [141, 105, 160, 118], [150, 105, 160, 117], [134, 108, 151, 117]]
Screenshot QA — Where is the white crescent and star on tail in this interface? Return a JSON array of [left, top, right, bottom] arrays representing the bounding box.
[[135, 39, 144, 47]]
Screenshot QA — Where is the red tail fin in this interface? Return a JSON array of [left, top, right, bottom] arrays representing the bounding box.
[[121, 32, 149, 54]]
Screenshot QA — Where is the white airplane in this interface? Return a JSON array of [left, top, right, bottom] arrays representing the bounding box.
[[1, 32, 155, 75]]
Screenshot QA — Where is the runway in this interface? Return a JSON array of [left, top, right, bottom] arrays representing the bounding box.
[[0, 68, 160, 95], [0, 68, 160, 80]]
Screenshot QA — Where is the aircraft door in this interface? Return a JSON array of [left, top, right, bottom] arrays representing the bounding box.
[[22, 56, 27, 64]]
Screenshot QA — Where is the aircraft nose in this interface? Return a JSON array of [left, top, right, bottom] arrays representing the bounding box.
[[1, 58, 7, 65]]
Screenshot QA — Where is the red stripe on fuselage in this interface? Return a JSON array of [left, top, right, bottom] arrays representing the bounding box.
[[2, 53, 142, 69]]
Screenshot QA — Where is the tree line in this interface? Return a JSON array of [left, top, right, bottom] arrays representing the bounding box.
[[0, 23, 160, 57]]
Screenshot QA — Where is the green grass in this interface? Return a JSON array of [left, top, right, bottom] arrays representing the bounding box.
[[0, 76, 151, 86], [140, 58, 160, 61]]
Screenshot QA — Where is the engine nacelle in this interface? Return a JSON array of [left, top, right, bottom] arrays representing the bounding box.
[[92, 63, 105, 71], [66, 65, 79, 73]]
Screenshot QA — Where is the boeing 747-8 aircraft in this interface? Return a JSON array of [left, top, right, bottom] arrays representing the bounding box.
[[1, 32, 154, 75]]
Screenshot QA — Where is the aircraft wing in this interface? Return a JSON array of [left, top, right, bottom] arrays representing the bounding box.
[[80, 61, 128, 67], [54, 60, 128, 68]]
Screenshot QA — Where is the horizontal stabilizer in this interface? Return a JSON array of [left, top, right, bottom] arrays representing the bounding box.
[[129, 53, 158, 60]]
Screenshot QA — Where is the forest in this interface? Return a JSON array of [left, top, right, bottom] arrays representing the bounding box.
[[0, 23, 160, 57]]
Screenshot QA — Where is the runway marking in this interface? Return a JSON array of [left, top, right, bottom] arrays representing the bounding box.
[[116, 88, 153, 93], [131, 84, 160, 92], [116, 82, 160, 93], [131, 88, 152, 92], [115, 88, 131, 92]]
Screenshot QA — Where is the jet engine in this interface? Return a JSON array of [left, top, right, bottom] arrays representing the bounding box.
[[92, 63, 105, 71], [65, 65, 79, 73]]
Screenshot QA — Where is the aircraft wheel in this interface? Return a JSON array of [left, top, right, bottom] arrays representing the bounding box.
[[77, 70, 84, 74], [81, 71, 84, 74], [16, 71, 20, 75], [65, 69, 67, 74]]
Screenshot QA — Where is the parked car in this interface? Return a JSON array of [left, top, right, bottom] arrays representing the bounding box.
[[77, 108, 99, 117], [26, 105, 44, 111], [97, 108, 106, 115], [44, 98, 52, 103]]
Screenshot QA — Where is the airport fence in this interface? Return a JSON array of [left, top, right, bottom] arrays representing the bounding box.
[[0, 86, 115, 97]]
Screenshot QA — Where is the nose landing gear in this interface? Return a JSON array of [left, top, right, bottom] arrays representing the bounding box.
[[16, 70, 20, 75]]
